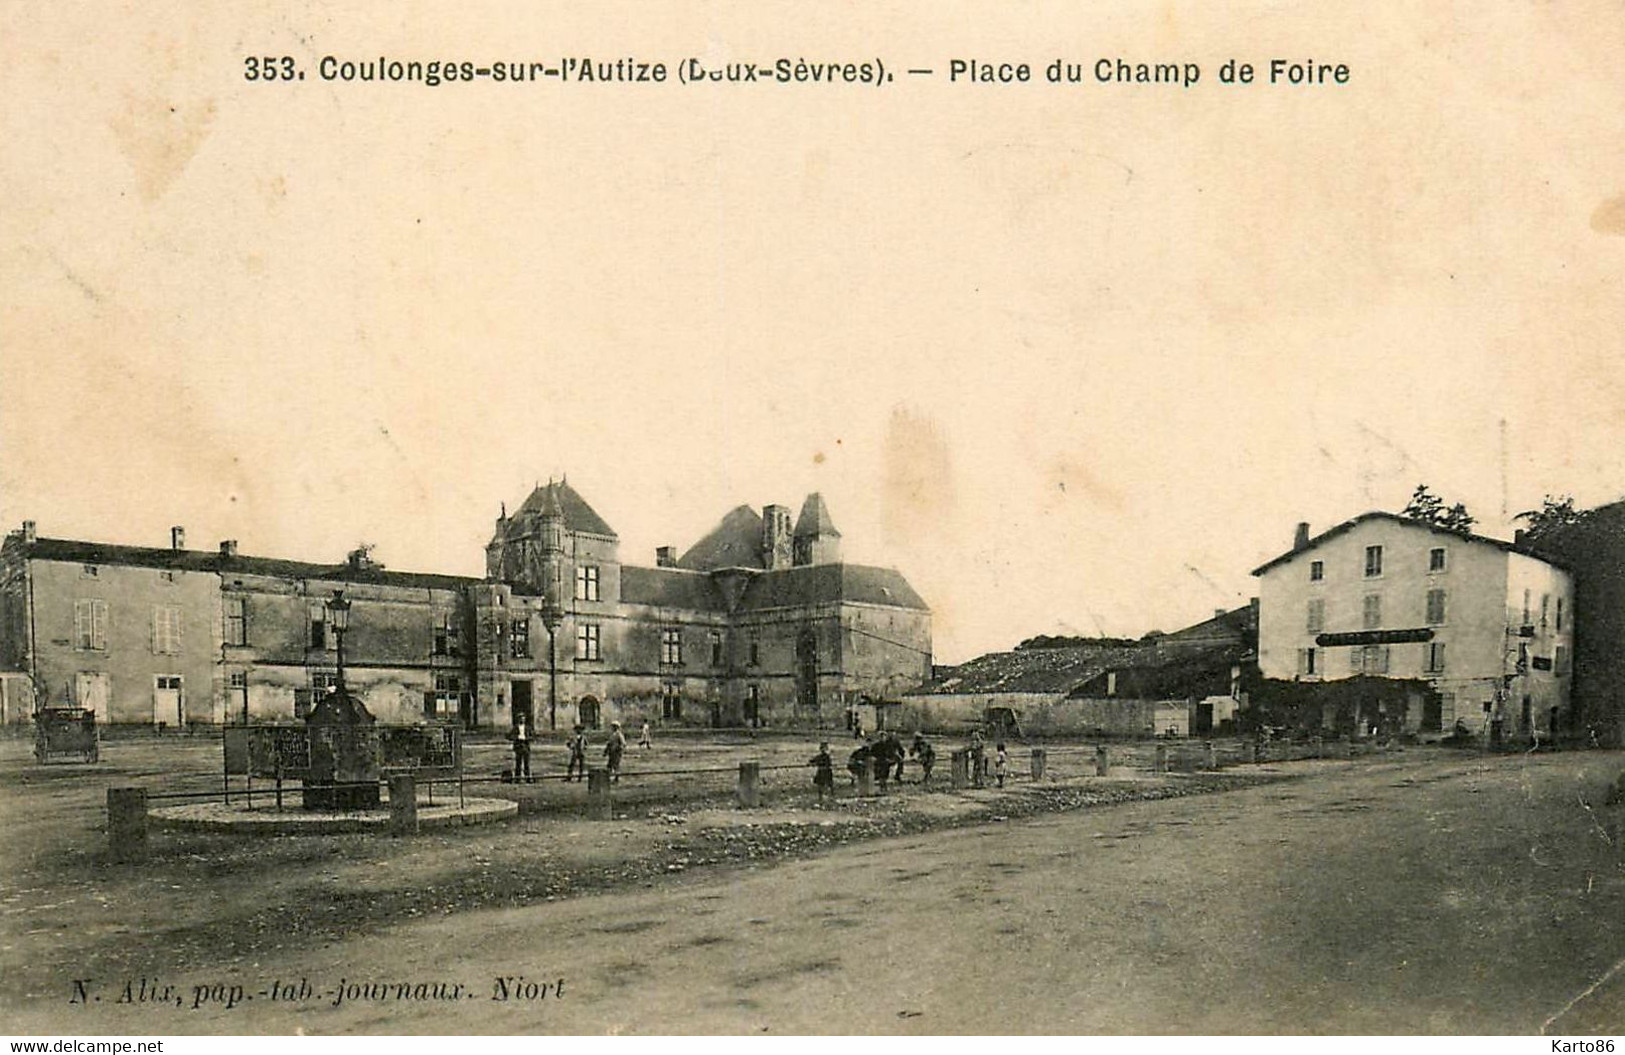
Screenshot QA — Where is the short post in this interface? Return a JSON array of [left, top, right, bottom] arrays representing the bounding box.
[[389, 774, 418, 836], [1341, 736, 1354, 760], [737, 761, 761, 808], [1094, 744, 1109, 777], [1312, 735, 1324, 759], [1030, 747, 1047, 780], [107, 787, 148, 863], [950, 749, 970, 789], [1243, 740, 1258, 764], [1153, 744, 1168, 774], [587, 767, 612, 820], [858, 756, 875, 797], [1204, 740, 1217, 770]]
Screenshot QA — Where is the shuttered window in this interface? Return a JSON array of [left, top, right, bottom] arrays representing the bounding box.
[[1425, 589, 1447, 626], [74, 599, 108, 651], [151, 605, 182, 654]]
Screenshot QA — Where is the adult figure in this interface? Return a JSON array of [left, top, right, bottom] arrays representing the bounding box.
[[604, 721, 628, 782]]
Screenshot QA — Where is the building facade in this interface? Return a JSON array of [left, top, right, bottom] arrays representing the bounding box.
[[1252, 513, 1573, 740], [0, 484, 930, 732]]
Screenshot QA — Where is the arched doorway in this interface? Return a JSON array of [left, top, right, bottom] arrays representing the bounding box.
[[579, 695, 601, 730]]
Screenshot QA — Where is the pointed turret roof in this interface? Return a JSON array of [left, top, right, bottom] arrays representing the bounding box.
[[794, 492, 840, 538], [509, 480, 617, 538]]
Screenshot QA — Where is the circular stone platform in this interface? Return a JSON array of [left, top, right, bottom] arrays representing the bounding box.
[[151, 796, 517, 834]]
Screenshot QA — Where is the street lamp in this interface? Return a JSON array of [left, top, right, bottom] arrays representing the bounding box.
[[327, 591, 352, 695], [541, 600, 562, 731]]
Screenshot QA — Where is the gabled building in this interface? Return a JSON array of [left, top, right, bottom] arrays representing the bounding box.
[[0, 482, 932, 733], [1251, 513, 1573, 740]]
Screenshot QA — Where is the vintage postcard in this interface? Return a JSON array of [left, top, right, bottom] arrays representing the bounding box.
[[2, 0, 1623, 1041]]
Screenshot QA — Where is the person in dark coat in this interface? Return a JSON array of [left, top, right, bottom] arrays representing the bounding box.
[[566, 724, 587, 782], [872, 735, 895, 791], [911, 733, 936, 783], [809, 741, 835, 805], [847, 740, 872, 786], [886, 731, 906, 783]]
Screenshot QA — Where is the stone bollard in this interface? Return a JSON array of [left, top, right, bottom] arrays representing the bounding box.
[[1031, 747, 1047, 780], [1153, 744, 1168, 774], [950, 749, 970, 789], [857, 756, 875, 797], [737, 761, 761, 808], [1094, 744, 1109, 777], [107, 787, 148, 863], [388, 774, 418, 836], [586, 767, 612, 820], [1204, 740, 1218, 770]]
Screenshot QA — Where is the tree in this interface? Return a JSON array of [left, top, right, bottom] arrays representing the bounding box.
[[1401, 484, 1477, 535], [1515, 494, 1591, 543]]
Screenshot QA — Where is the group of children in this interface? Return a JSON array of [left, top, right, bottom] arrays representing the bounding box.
[[806, 729, 1010, 804], [509, 717, 654, 783]]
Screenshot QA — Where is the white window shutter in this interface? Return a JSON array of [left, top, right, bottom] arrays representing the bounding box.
[[93, 600, 108, 650]]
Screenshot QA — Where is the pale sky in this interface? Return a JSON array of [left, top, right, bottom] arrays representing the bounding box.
[[3, 2, 1623, 663]]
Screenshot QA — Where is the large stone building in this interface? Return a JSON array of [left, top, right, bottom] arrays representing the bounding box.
[[0, 483, 932, 732], [1252, 512, 1574, 740]]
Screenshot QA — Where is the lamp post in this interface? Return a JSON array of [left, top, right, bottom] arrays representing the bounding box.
[[327, 590, 352, 696], [541, 602, 562, 731]]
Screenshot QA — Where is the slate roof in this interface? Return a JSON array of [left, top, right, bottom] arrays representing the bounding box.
[[794, 493, 840, 537], [739, 563, 927, 612], [508, 480, 618, 538], [20, 538, 475, 591], [1250, 511, 1536, 577], [618, 565, 727, 611], [677, 505, 765, 571]]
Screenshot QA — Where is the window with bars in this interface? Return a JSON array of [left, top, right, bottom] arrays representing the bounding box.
[[575, 565, 600, 602], [151, 605, 182, 654], [74, 599, 108, 651], [576, 623, 600, 661], [224, 595, 248, 646]]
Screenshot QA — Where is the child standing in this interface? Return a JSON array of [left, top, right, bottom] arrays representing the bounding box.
[[566, 724, 587, 782], [994, 741, 1009, 788], [638, 721, 653, 750], [809, 741, 835, 806]]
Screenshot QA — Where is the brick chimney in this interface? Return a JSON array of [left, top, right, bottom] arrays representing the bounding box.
[[219, 540, 239, 558], [20, 520, 36, 544], [655, 546, 677, 567], [1513, 528, 1528, 548], [170, 526, 186, 550], [1293, 522, 1311, 550]]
